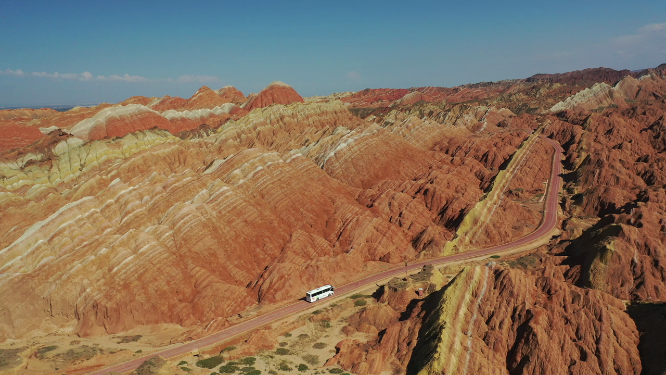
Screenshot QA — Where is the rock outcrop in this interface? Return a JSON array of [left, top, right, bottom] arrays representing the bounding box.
[[392, 91, 432, 106], [0, 108, 58, 121], [0, 121, 45, 152], [215, 85, 246, 105], [408, 265, 641, 375], [241, 81, 304, 111], [329, 264, 642, 375], [68, 104, 174, 140]]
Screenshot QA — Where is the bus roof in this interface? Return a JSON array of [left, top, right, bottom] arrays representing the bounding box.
[[306, 285, 332, 295]]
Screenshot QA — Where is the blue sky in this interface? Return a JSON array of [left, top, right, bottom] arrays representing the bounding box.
[[1, 0, 665, 107]]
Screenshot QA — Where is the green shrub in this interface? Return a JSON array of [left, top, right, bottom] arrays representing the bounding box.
[[489, 255, 500, 259], [320, 320, 331, 328], [297, 333, 309, 339], [354, 299, 367, 307], [240, 366, 255, 373], [328, 368, 344, 374], [177, 360, 188, 366], [196, 356, 225, 369], [219, 364, 239, 373], [278, 342, 288, 347], [302, 354, 319, 365], [268, 371, 277, 375], [278, 362, 293, 371], [246, 371, 261, 375], [312, 342, 326, 349], [284, 333, 292, 338], [221, 346, 237, 352], [275, 348, 290, 355], [116, 335, 142, 344], [298, 363, 309, 372], [36, 346, 58, 358], [135, 350, 142, 354], [180, 367, 193, 372], [239, 357, 256, 366], [312, 309, 323, 315]]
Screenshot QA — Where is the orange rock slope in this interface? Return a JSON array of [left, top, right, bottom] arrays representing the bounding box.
[[328, 265, 641, 375], [1, 90, 529, 341]]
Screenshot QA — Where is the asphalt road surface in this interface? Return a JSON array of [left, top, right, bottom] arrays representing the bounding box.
[[89, 136, 563, 374]]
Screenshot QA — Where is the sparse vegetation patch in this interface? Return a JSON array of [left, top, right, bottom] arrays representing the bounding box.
[[35, 345, 58, 358], [219, 363, 239, 373], [115, 335, 142, 344], [302, 354, 319, 365], [196, 355, 225, 369], [275, 348, 290, 355], [239, 357, 256, 365], [312, 342, 326, 349], [0, 348, 25, 370]]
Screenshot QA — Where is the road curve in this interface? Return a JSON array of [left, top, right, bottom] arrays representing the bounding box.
[[90, 136, 563, 374]]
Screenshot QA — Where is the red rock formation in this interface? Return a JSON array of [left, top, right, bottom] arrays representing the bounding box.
[[0, 121, 45, 152], [68, 104, 175, 140], [541, 86, 666, 302], [0, 108, 57, 121], [147, 95, 188, 112], [330, 265, 642, 375], [215, 86, 246, 105], [181, 86, 231, 110], [241, 81, 304, 111], [411, 265, 641, 375], [25, 104, 114, 131], [392, 91, 432, 106], [118, 96, 154, 106], [528, 67, 632, 85], [162, 103, 247, 132], [341, 88, 410, 107]]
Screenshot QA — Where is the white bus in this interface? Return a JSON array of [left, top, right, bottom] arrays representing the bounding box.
[[306, 285, 334, 303]]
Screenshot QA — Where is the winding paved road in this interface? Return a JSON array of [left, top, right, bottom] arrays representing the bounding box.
[[90, 136, 563, 374]]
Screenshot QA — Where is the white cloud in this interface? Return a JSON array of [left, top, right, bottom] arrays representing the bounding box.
[[639, 23, 666, 33], [613, 22, 666, 57], [175, 75, 220, 83], [1, 69, 220, 84], [97, 73, 149, 82], [0, 69, 25, 77], [31, 71, 94, 80], [346, 71, 361, 80]]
